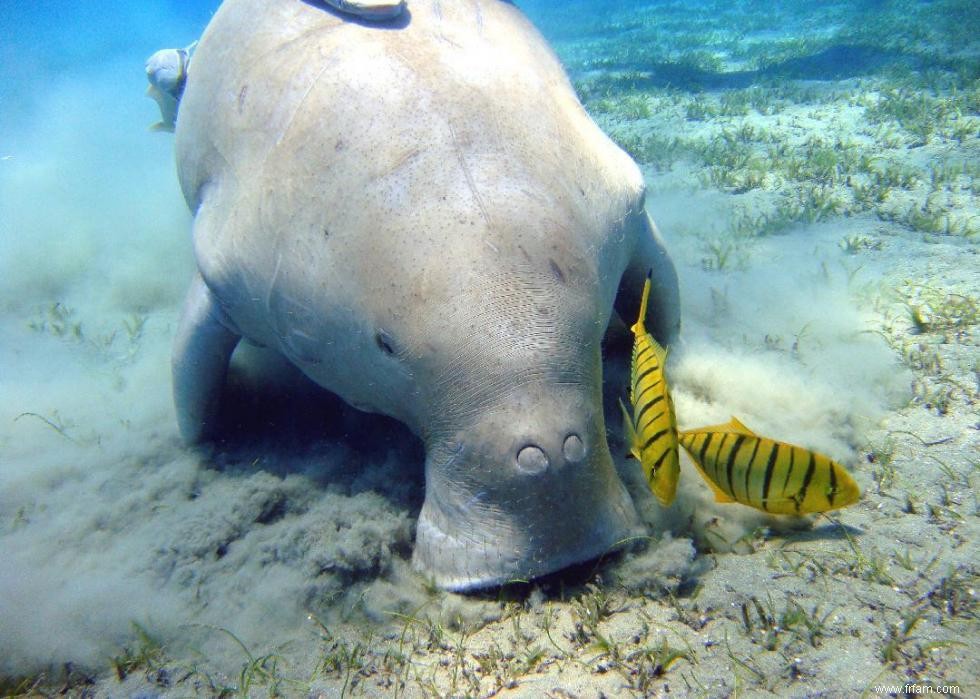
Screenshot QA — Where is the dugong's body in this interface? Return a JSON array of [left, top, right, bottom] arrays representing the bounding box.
[[173, 0, 680, 591]]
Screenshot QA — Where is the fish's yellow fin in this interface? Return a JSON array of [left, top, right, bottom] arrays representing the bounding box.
[[648, 333, 669, 364], [630, 269, 653, 337], [678, 416, 758, 438], [726, 416, 757, 435], [708, 483, 736, 504], [618, 398, 639, 459]]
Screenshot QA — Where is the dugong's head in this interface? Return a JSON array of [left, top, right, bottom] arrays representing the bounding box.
[[412, 343, 642, 591], [325, 208, 646, 591], [414, 276, 640, 591]]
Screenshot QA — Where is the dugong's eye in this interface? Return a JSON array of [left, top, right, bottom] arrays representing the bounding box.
[[375, 329, 399, 356]]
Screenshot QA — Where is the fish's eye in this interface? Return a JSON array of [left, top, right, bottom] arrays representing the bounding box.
[[375, 329, 398, 356]]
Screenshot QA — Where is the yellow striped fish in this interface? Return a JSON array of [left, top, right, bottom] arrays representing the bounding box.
[[619, 270, 680, 506], [677, 417, 860, 514]]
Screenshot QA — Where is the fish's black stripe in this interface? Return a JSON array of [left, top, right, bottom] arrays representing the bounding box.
[[636, 395, 665, 424], [633, 384, 662, 406], [652, 446, 672, 471], [634, 353, 659, 375], [797, 453, 817, 514], [698, 433, 714, 470], [639, 410, 666, 434], [635, 391, 665, 419], [636, 339, 656, 358], [635, 344, 654, 364], [711, 433, 728, 483], [725, 435, 746, 497], [743, 439, 761, 504], [634, 377, 663, 399], [762, 442, 780, 510], [642, 428, 670, 451], [636, 365, 660, 386], [782, 447, 796, 494], [828, 460, 838, 506]]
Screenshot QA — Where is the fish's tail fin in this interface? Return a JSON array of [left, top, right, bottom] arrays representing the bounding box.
[[630, 268, 653, 337]]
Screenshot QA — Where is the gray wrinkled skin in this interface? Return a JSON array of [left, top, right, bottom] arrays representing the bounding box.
[[172, 0, 680, 591]]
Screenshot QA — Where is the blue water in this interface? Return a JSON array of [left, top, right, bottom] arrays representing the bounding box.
[[1, 0, 977, 693]]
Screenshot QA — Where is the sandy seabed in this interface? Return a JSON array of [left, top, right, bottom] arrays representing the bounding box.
[[1, 0, 977, 696]]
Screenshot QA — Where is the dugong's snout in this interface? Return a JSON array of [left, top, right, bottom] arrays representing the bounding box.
[[413, 385, 642, 591]]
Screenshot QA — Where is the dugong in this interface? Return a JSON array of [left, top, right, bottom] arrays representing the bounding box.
[[173, 0, 680, 591]]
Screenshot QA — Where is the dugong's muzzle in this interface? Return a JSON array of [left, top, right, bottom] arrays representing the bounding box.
[[413, 383, 642, 591]]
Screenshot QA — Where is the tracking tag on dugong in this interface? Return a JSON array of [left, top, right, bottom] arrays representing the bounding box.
[[325, 0, 407, 20], [145, 42, 195, 132]]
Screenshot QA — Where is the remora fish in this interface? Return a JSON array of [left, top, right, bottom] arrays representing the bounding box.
[[678, 417, 860, 514], [619, 270, 681, 506]]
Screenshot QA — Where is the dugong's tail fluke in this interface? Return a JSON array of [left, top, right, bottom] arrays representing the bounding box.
[[172, 274, 241, 443]]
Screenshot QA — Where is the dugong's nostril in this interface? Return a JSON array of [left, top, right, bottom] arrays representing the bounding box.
[[516, 445, 549, 475], [563, 433, 585, 462]]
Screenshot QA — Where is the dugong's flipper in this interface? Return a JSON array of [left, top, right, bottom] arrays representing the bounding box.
[[172, 274, 240, 443], [325, 0, 406, 20], [145, 44, 194, 132]]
